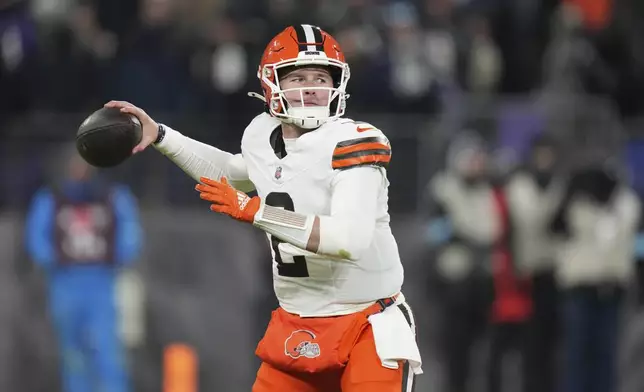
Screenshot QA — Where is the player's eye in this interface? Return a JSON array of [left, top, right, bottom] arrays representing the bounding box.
[[317, 77, 328, 83]]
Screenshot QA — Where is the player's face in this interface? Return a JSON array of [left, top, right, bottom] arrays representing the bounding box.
[[279, 67, 333, 107]]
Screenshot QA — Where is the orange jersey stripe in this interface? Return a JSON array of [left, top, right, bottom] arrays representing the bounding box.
[[332, 154, 392, 169], [333, 142, 391, 157]]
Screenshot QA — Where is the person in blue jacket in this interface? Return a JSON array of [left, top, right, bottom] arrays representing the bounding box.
[[25, 150, 143, 392]]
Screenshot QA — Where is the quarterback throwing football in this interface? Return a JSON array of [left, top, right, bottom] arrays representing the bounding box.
[[105, 24, 421, 392]]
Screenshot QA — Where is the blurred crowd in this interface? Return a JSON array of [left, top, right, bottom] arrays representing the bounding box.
[[3, 0, 644, 391], [1, 0, 644, 128], [424, 132, 644, 392]]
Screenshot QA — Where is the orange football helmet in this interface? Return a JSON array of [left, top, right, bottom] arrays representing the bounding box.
[[254, 24, 350, 129]]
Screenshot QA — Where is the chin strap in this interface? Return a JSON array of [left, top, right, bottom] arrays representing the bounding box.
[[247, 92, 267, 103]]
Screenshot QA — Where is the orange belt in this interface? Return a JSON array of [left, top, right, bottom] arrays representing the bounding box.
[[362, 293, 400, 318]]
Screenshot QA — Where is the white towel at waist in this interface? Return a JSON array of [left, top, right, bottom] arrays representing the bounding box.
[[368, 292, 423, 375]]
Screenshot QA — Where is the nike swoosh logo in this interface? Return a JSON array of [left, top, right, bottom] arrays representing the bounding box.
[[356, 126, 375, 132]]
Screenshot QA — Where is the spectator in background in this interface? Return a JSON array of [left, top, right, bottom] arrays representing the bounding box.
[[579, 0, 644, 119], [551, 161, 640, 392], [485, 170, 533, 392], [461, 14, 502, 94], [505, 133, 564, 392], [329, 0, 384, 61], [0, 0, 39, 127], [541, 1, 590, 95], [542, 0, 644, 120], [490, 0, 559, 93], [33, 0, 120, 112], [24, 147, 143, 392], [425, 132, 498, 392], [109, 0, 197, 114], [383, 1, 444, 114], [329, 0, 386, 112], [189, 12, 256, 150]]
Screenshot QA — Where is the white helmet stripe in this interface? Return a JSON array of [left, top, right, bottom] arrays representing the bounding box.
[[301, 25, 318, 52]]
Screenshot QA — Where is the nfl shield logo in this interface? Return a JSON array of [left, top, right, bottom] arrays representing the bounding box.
[[275, 166, 283, 179]]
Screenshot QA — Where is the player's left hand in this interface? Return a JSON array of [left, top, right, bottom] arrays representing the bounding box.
[[196, 177, 260, 223]]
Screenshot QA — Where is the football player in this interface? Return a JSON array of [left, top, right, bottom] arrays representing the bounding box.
[[105, 24, 421, 392]]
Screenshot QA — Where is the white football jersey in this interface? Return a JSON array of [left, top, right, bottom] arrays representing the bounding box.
[[241, 113, 404, 317]]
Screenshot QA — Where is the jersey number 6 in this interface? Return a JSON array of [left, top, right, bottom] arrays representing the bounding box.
[[265, 192, 310, 278]]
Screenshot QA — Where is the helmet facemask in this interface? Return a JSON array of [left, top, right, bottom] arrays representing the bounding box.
[[261, 57, 350, 129]]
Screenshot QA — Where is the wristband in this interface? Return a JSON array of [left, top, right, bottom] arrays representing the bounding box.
[[154, 124, 166, 144]]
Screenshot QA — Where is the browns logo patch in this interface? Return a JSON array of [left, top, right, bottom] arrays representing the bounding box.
[[284, 330, 321, 359]]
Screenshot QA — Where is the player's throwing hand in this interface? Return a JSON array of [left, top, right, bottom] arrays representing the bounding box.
[[196, 177, 260, 223], [104, 100, 159, 154]]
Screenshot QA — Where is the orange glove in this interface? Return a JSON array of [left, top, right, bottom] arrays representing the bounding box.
[[195, 177, 260, 223]]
